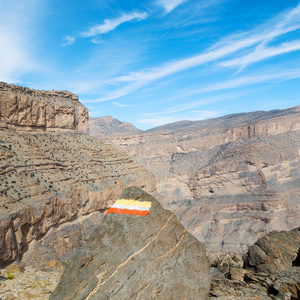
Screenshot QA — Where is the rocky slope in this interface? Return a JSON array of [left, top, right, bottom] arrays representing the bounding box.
[[100, 106, 300, 254], [209, 227, 300, 299], [0, 82, 88, 133], [0, 83, 156, 268], [89, 116, 142, 138], [51, 187, 210, 300]]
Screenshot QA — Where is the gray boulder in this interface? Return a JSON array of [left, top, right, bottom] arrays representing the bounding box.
[[272, 267, 300, 300], [243, 227, 300, 275], [51, 187, 210, 300]]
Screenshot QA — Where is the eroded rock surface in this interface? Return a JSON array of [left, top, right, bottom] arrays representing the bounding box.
[[51, 187, 210, 300], [209, 228, 300, 299], [243, 227, 300, 275], [0, 83, 156, 268], [0, 82, 88, 133], [100, 106, 300, 254]]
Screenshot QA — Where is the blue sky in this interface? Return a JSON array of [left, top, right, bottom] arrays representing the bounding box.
[[1, 0, 300, 130]]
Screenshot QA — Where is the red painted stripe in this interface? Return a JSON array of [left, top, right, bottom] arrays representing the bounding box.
[[107, 207, 149, 216]]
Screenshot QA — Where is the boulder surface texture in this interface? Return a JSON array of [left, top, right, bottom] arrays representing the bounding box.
[[51, 187, 210, 300], [243, 227, 300, 275]]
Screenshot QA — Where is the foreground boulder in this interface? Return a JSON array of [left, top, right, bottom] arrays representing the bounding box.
[[209, 228, 300, 299], [243, 227, 300, 275], [51, 187, 210, 300]]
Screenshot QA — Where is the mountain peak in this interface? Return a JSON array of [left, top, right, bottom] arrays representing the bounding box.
[[89, 116, 142, 138]]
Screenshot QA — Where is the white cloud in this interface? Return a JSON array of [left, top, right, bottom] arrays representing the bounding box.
[[157, 0, 187, 13], [0, 0, 41, 83], [89, 110, 102, 117], [81, 12, 148, 38], [143, 93, 243, 116], [113, 101, 129, 107], [137, 110, 221, 127], [220, 40, 300, 69], [62, 36, 75, 46], [192, 68, 300, 95], [90, 3, 300, 102]]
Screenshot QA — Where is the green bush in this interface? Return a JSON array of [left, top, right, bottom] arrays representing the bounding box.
[[210, 254, 243, 277], [6, 273, 15, 280]]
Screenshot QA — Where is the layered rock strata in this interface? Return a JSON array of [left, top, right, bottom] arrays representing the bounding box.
[[100, 106, 300, 254], [0, 82, 88, 133], [0, 84, 156, 268], [51, 187, 210, 300]]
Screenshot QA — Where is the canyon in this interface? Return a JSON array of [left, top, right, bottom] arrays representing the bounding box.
[[98, 106, 300, 254], [0, 82, 156, 269], [1, 81, 300, 299]]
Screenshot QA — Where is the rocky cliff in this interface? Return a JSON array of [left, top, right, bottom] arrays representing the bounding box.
[[0, 83, 156, 268], [51, 187, 210, 300], [100, 106, 300, 254], [209, 227, 300, 299], [89, 116, 142, 138], [0, 82, 88, 133]]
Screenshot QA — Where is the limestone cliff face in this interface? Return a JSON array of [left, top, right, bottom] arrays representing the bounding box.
[[100, 106, 300, 254], [0, 83, 156, 268], [0, 82, 88, 133]]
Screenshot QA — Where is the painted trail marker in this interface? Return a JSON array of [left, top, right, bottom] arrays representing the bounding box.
[[107, 199, 151, 216]]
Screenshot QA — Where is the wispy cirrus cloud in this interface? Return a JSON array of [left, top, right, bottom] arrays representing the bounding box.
[[137, 110, 222, 127], [156, 0, 188, 13], [220, 40, 300, 69], [64, 12, 148, 46], [192, 68, 300, 95], [113, 101, 129, 107], [81, 12, 148, 38], [62, 35, 75, 46], [83, 3, 300, 103], [143, 93, 243, 116]]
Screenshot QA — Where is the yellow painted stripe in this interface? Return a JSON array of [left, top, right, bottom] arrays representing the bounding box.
[[115, 199, 151, 208]]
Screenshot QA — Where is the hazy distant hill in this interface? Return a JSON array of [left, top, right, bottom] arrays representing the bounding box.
[[89, 116, 142, 138], [146, 106, 300, 133]]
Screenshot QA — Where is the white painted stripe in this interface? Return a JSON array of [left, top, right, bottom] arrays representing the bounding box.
[[112, 203, 150, 211]]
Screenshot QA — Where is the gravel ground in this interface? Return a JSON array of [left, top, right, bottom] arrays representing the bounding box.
[[0, 266, 62, 300]]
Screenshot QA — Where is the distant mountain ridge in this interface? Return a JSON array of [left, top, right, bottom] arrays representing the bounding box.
[[100, 104, 300, 254], [146, 105, 300, 133], [89, 116, 142, 138]]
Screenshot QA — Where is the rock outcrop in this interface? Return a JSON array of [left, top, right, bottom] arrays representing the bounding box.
[[51, 187, 210, 300], [243, 227, 300, 275], [89, 116, 142, 138], [100, 106, 300, 254], [209, 227, 300, 299], [0, 83, 156, 268], [0, 82, 88, 133], [242, 228, 300, 299]]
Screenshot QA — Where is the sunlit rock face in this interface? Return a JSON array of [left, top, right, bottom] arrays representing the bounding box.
[[0, 82, 88, 133], [89, 116, 142, 138], [100, 106, 300, 254], [0, 83, 156, 268]]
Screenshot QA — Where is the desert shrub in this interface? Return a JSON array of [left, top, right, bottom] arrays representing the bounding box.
[[6, 273, 15, 280], [210, 254, 243, 277]]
